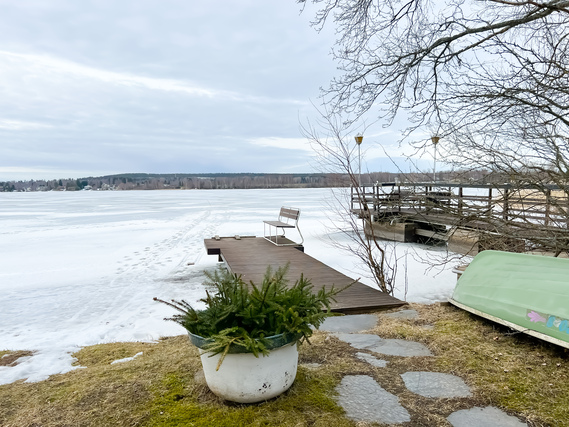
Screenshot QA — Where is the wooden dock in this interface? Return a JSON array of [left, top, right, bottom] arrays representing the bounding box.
[[352, 182, 569, 255], [204, 236, 406, 313]]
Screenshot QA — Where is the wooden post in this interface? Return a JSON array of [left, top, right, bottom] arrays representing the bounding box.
[[458, 186, 463, 216], [373, 183, 378, 213], [545, 188, 551, 227], [558, 189, 569, 229], [502, 187, 509, 221]]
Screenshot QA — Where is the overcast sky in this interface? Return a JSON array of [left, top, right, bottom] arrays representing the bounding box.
[[0, 1, 422, 181]]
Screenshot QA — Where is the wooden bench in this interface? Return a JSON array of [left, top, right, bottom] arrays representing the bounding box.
[[263, 207, 304, 246]]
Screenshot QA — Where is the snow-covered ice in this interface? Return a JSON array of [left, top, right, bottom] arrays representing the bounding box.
[[0, 188, 457, 385]]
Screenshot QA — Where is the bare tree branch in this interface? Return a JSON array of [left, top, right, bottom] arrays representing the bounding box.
[[301, 111, 398, 294]]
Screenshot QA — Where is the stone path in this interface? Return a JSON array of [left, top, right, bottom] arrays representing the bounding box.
[[335, 332, 434, 357], [336, 375, 411, 424], [318, 313, 528, 426], [401, 371, 471, 398]]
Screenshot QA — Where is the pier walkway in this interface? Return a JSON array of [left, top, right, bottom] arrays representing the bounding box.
[[204, 236, 405, 313]]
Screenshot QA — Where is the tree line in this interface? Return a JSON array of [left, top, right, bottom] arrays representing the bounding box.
[[0, 170, 492, 192]]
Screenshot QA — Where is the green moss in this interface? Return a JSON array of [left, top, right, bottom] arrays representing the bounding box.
[[144, 368, 351, 427]]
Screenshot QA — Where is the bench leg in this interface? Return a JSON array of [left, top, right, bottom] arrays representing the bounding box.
[[263, 223, 302, 247]]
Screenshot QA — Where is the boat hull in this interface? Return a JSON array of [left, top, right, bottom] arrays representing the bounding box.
[[449, 250, 569, 348]]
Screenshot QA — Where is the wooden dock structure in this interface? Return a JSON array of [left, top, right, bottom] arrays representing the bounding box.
[[352, 182, 569, 256], [204, 236, 406, 313]]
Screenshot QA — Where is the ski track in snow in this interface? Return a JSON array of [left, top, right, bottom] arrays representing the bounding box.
[[0, 189, 457, 385]]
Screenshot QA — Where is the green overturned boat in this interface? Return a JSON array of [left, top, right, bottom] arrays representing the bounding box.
[[449, 250, 569, 348]]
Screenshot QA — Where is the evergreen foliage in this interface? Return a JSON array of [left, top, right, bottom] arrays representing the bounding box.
[[155, 265, 344, 364]]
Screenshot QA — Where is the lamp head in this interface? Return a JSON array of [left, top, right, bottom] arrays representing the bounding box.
[[354, 134, 364, 145], [431, 136, 440, 145]]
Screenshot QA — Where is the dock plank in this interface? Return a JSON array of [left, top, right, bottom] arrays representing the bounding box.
[[204, 236, 406, 313]]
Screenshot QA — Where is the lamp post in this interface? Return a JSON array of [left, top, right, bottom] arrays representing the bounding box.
[[354, 133, 364, 187], [431, 136, 440, 183]]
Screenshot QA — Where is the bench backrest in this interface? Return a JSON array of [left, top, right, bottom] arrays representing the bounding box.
[[278, 207, 300, 224]]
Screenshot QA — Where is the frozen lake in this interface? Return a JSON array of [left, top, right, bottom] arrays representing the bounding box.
[[0, 188, 456, 385]]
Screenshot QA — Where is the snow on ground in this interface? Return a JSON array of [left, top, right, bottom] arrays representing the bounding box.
[[0, 188, 457, 385]]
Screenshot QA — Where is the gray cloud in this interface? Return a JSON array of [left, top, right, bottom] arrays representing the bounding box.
[[0, 1, 410, 181]]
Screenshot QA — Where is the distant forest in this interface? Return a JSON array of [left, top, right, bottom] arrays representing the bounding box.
[[1, 170, 490, 192]]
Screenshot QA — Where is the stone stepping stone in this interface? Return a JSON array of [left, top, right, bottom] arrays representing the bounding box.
[[447, 406, 527, 426], [336, 333, 433, 357], [320, 314, 378, 333], [401, 371, 472, 398], [336, 375, 410, 424], [356, 352, 388, 368], [383, 309, 419, 320]]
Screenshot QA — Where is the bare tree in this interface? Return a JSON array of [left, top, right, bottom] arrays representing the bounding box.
[[299, 0, 569, 255], [299, 0, 569, 131], [301, 113, 398, 294], [298, 0, 569, 167]]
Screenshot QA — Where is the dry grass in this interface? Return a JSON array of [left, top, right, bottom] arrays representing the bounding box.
[[0, 350, 34, 367], [0, 336, 348, 427], [372, 303, 569, 426], [1, 303, 567, 426]]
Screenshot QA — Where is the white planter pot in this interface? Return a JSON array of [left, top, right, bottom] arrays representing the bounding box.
[[189, 333, 299, 403]]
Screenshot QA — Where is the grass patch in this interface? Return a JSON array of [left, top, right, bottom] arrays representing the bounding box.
[[372, 303, 569, 426], [144, 367, 346, 427], [0, 336, 350, 427], [73, 341, 158, 367], [1, 303, 567, 425], [0, 350, 34, 367]]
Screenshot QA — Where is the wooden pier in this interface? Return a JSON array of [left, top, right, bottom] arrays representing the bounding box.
[[352, 182, 569, 256], [204, 236, 406, 313]]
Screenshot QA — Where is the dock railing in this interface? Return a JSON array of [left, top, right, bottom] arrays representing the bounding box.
[[352, 182, 568, 228], [350, 182, 569, 255]]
